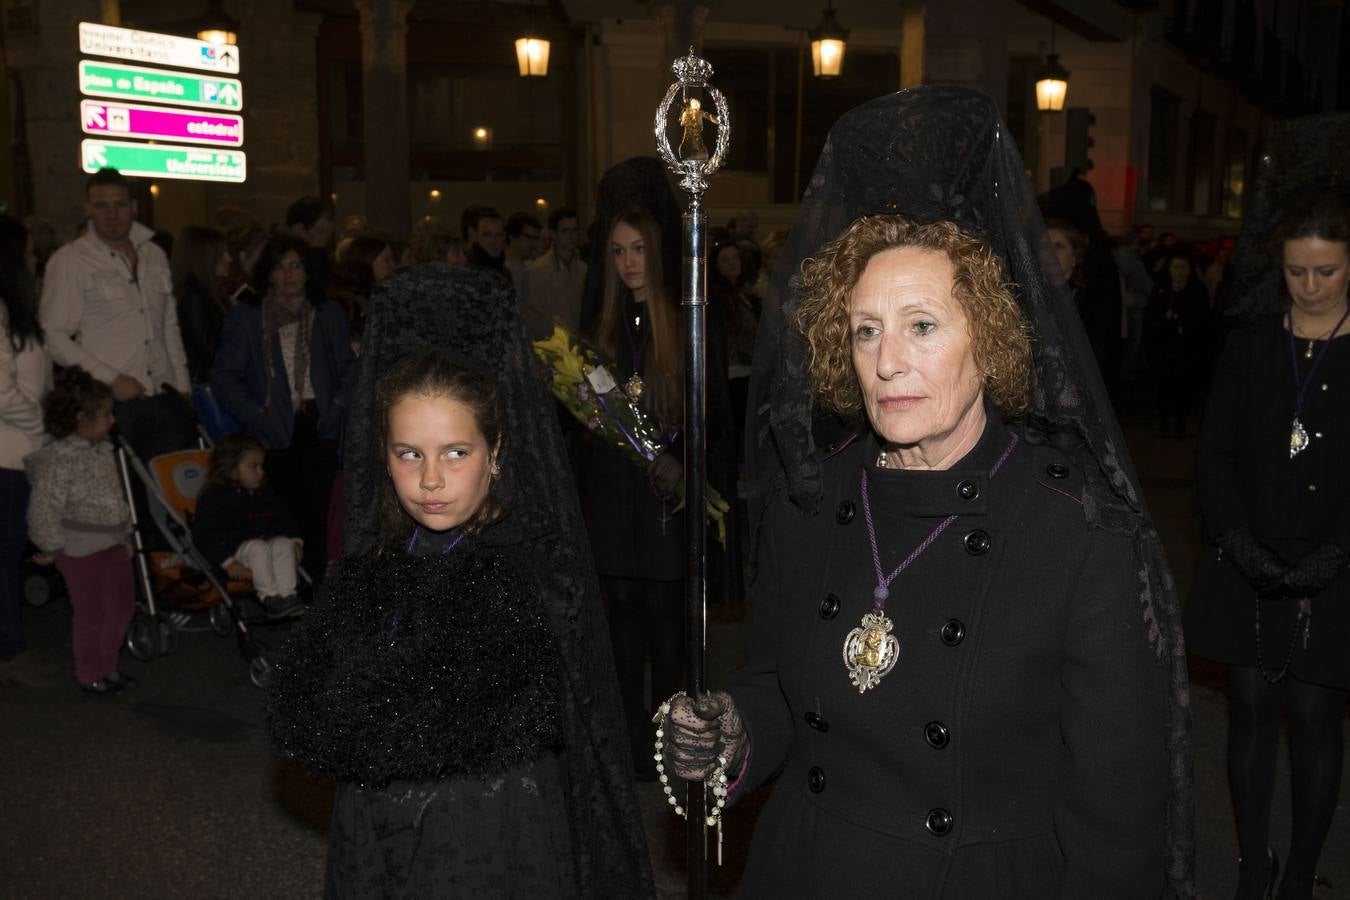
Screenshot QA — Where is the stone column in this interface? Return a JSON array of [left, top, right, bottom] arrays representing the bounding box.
[[655, 0, 709, 62], [594, 20, 669, 172], [6, 0, 102, 234], [898, 0, 1009, 114], [203, 1, 324, 226], [354, 0, 412, 239]]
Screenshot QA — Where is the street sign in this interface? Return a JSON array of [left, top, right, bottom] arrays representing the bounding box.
[[81, 100, 243, 147], [81, 140, 247, 184], [79, 60, 243, 111], [79, 22, 240, 74]]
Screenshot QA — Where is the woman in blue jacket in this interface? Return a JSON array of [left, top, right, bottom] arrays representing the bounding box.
[[211, 233, 356, 583]]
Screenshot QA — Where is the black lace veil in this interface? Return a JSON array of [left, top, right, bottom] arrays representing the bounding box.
[[343, 263, 654, 898], [747, 86, 1194, 897], [1224, 112, 1350, 323]]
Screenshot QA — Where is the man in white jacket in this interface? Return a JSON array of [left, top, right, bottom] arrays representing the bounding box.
[[39, 168, 194, 460]]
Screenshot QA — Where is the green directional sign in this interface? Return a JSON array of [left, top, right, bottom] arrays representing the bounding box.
[[81, 140, 246, 184], [78, 60, 243, 111]]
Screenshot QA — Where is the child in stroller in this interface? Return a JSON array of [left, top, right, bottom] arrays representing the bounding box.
[[191, 434, 303, 618]]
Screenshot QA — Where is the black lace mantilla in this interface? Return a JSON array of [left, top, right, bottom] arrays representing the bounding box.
[[338, 262, 655, 897], [268, 546, 563, 787], [747, 86, 1194, 898]]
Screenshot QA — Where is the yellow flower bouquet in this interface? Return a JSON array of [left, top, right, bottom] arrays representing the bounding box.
[[533, 325, 730, 543]]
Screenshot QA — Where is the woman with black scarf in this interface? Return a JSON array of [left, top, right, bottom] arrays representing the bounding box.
[[211, 233, 357, 582]]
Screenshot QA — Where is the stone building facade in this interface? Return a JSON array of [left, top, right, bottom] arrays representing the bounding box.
[[0, 0, 1342, 240]]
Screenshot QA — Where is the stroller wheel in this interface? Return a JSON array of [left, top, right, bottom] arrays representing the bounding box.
[[23, 573, 52, 607], [248, 655, 273, 689], [157, 618, 178, 656], [208, 603, 233, 637], [126, 610, 158, 661]]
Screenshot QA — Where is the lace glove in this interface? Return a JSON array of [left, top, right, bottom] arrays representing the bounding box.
[[1217, 528, 1289, 597], [1276, 544, 1349, 599], [663, 691, 748, 782]]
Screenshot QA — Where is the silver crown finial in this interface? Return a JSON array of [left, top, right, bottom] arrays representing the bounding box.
[[671, 49, 714, 86]]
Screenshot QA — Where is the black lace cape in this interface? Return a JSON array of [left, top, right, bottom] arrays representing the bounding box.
[[339, 262, 655, 898], [746, 86, 1194, 898], [1225, 112, 1350, 323], [267, 545, 564, 786]]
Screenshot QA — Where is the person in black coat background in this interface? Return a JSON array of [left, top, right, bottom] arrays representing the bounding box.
[[1185, 188, 1350, 900], [172, 225, 237, 439], [1146, 249, 1212, 436], [1040, 178, 1124, 402]]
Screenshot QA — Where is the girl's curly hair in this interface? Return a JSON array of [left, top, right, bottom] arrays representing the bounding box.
[[793, 215, 1031, 419], [42, 366, 113, 439]]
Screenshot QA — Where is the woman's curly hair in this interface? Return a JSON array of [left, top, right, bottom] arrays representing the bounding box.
[[42, 366, 113, 440], [793, 215, 1031, 419]]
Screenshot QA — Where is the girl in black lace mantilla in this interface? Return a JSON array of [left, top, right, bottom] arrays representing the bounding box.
[[268, 350, 576, 899]]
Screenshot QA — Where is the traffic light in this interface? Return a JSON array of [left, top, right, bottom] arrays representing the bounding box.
[[1064, 106, 1096, 174]]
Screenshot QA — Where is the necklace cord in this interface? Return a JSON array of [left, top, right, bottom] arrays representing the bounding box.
[[1286, 306, 1350, 417], [860, 432, 1019, 613]]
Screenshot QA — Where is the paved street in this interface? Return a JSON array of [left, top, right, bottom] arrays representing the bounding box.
[[2, 412, 1347, 899]]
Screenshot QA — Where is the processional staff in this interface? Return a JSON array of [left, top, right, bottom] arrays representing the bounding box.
[[653, 49, 731, 899]]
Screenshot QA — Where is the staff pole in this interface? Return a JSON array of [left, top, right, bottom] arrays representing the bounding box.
[[654, 49, 730, 899]]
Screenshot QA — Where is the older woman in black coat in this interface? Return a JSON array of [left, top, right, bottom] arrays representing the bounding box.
[[662, 88, 1188, 899]]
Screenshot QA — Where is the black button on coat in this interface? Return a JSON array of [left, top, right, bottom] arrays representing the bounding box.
[[728, 418, 1169, 898]]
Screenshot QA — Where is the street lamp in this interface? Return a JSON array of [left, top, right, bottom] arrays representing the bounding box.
[[1035, 54, 1070, 112], [515, 35, 550, 78], [1035, 25, 1069, 112], [196, 0, 239, 46], [810, 2, 849, 78]]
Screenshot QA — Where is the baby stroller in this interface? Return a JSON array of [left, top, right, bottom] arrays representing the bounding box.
[[113, 435, 310, 688]]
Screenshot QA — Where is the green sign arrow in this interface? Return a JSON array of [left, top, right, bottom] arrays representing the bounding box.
[[80, 140, 246, 184], [78, 60, 244, 111]]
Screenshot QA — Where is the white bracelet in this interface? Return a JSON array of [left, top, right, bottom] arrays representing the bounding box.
[[652, 692, 729, 865]]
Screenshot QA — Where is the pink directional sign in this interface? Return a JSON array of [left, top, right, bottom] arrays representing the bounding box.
[[80, 99, 243, 147]]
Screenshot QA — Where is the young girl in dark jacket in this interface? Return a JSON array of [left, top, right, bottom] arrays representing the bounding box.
[[192, 433, 302, 617]]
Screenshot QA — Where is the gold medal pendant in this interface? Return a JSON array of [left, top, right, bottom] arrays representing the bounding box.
[[1290, 417, 1310, 459], [842, 611, 899, 693]]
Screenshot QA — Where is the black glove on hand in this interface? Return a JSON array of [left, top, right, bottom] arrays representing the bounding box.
[[1217, 528, 1289, 597], [1277, 543, 1349, 599], [662, 691, 748, 783]]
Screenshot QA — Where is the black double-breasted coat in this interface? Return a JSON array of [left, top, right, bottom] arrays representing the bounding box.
[[728, 416, 1170, 898]]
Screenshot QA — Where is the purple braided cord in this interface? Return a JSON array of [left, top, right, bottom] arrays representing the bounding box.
[[861, 432, 1019, 613]]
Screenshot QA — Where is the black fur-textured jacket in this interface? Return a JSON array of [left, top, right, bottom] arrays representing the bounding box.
[[267, 545, 564, 788]]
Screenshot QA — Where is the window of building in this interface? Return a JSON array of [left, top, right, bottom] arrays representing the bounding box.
[[1146, 88, 1180, 211], [1187, 111, 1216, 215], [1223, 127, 1248, 219], [706, 43, 899, 202]]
